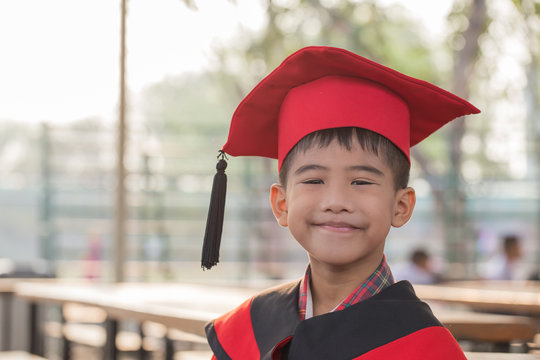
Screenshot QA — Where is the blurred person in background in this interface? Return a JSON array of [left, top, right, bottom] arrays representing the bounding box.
[[395, 248, 441, 285], [484, 234, 523, 281], [83, 231, 103, 281]]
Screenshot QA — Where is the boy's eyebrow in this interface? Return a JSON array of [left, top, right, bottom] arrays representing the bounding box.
[[348, 165, 385, 177], [293, 164, 385, 177], [294, 164, 328, 176]]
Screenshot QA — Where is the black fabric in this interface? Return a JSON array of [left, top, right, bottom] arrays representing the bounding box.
[[250, 281, 301, 360], [286, 281, 442, 360], [205, 321, 232, 360], [206, 280, 444, 360]]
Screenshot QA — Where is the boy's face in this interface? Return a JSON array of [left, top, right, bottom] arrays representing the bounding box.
[[270, 137, 415, 269]]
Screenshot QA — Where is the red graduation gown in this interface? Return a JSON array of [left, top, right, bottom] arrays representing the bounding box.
[[205, 280, 466, 360]]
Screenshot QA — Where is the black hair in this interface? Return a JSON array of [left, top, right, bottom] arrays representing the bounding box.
[[503, 234, 520, 251], [411, 249, 429, 265], [279, 127, 410, 190]]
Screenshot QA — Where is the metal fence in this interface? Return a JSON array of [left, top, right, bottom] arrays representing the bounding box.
[[1, 122, 539, 283]]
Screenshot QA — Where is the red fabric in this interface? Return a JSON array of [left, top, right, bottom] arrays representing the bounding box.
[[271, 336, 293, 360], [222, 46, 480, 169], [212, 297, 259, 359], [212, 327, 465, 360], [297, 267, 309, 320], [354, 326, 466, 360], [278, 76, 410, 166]]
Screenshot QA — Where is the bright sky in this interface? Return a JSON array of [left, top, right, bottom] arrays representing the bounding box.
[[0, 0, 454, 125]]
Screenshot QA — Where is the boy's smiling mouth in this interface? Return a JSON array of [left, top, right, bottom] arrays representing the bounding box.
[[315, 221, 361, 232]]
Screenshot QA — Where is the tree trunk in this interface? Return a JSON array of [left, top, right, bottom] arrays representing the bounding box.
[[445, 0, 487, 273]]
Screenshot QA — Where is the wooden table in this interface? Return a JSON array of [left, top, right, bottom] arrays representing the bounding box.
[[465, 353, 540, 359], [414, 281, 540, 315], [14, 280, 256, 359], [434, 308, 536, 343], [14, 280, 256, 336], [0, 278, 18, 293], [14, 280, 540, 359]]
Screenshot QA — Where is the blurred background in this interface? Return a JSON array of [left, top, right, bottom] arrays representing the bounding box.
[[0, 0, 538, 286]]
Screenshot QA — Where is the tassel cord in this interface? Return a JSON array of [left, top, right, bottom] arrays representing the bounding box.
[[201, 152, 228, 270]]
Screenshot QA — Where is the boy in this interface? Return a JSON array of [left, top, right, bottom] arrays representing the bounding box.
[[202, 46, 479, 359]]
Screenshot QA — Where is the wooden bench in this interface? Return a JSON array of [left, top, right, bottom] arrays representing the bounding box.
[[174, 350, 213, 360], [414, 282, 540, 316], [434, 309, 537, 343], [0, 351, 46, 359], [465, 352, 540, 359], [42, 302, 210, 359]]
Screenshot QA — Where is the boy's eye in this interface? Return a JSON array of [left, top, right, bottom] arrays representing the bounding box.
[[351, 179, 373, 186], [302, 179, 324, 185]]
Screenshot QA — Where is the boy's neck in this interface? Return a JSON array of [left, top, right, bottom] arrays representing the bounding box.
[[309, 253, 384, 316]]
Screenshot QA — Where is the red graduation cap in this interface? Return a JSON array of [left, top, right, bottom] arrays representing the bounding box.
[[202, 46, 480, 269]]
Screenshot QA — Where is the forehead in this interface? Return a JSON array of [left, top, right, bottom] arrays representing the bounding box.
[[289, 137, 388, 170]]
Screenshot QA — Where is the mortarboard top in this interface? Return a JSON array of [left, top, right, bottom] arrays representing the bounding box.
[[221, 46, 480, 168], [202, 46, 480, 270]]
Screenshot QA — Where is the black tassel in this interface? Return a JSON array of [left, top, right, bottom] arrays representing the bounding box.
[[202, 151, 228, 270]]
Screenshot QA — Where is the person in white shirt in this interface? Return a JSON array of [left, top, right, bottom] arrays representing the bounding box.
[[396, 248, 440, 285], [486, 234, 523, 281]]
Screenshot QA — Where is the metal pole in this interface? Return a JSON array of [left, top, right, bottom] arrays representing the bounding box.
[[29, 302, 43, 356], [114, 0, 128, 283], [40, 123, 53, 264], [2, 294, 12, 350], [104, 318, 119, 360]]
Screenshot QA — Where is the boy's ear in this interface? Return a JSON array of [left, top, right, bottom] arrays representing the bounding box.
[[391, 187, 416, 228], [270, 183, 288, 227]]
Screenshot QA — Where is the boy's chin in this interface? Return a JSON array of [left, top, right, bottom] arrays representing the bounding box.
[[308, 252, 381, 270]]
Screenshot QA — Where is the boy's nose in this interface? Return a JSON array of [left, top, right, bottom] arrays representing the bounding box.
[[321, 186, 354, 213]]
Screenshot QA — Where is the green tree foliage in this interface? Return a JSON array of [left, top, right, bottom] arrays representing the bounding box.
[[214, 0, 438, 94], [143, 0, 537, 269], [142, 73, 232, 137]]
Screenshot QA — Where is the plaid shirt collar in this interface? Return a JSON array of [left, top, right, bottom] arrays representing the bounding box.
[[298, 255, 394, 320]]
